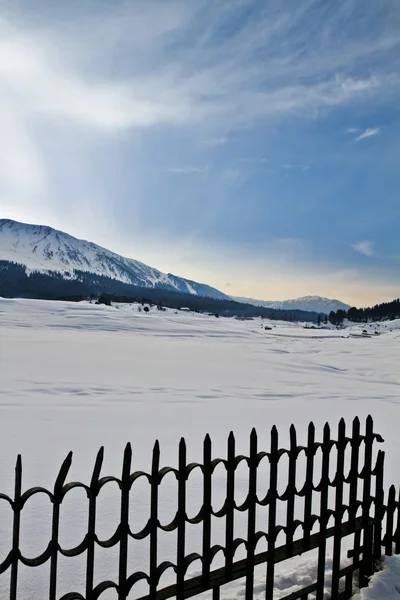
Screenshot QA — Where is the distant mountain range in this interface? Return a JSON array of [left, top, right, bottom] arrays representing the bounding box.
[[0, 219, 350, 316], [232, 295, 351, 314], [0, 219, 228, 299]]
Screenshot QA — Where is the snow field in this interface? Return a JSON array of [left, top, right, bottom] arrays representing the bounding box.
[[0, 299, 399, 599]]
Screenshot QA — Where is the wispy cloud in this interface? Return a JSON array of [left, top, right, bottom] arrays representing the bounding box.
[[345, 126, 381, 141], [282, 163, 310, 172], [163, 166, 209, 174], [0, 0, 399, 240], [201, 137, 229, 147], [237, 157, 268, 165], [352, 240, 375, 257], [355, 127, 380, 142], [221, 169, 243, 185]]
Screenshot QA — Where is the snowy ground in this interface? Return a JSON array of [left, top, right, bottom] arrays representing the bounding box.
[[0, 299, 399, 599], [352, 556, 400, 600]]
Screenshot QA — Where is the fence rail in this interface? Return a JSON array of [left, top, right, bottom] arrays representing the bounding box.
[[0, 416, 398, 600]]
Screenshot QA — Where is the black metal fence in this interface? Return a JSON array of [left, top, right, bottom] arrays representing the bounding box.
[[0, 416, 399, 600]]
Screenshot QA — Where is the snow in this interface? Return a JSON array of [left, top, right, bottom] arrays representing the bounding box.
[[0, 298, 399, 599], [351, 556, 400, 599], [0, 219, 227, 298]]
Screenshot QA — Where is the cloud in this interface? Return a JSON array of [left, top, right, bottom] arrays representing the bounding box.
[[282, 163, 310, 172], [0, 0, 399, 225], [355, 127, 380, 142], [1, 4, 399, 125], [201, 137, 228, 147], [352, 240, 375, 257], [346, 127, 360, 134], [221, 169, 243, 184], [163, 166, 209, 174], [237, 157, 268, 165]]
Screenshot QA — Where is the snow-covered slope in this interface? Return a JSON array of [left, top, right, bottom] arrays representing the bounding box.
[[0, 219, 228, 299], [233, 294, 351, 314]]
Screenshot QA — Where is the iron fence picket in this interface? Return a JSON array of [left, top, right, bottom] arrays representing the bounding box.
[[225, 432, 236, 582], [385, 486, 396, 556], [86, 447, 103, 599], [150, 441, 160, 600], [245, 429, 258, 600], [372, 450, 384, 564], [177, 438, 187, 600], [315, 423, 331, 600], [344, 417, 361, 598], [202, 434, 212, 588], [359, 416, 374, 587], [395, 489, 400, 554], [285, 425, 297, 558], [302, 422, 315, 552], [118, 443, 132, 600], [10, 455, 22, 600], [50, 452, 72, 600], [331, 419, 346, 600], [265, 425, 279, 600]]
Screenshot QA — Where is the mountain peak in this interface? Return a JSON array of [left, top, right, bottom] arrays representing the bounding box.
[[232, 294, 350, 314], [0, 219, 228, 300], [1, 220, 352, 312]]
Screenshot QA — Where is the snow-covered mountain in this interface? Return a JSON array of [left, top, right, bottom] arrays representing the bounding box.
[[232, 295, 351, 314], [0, 219, 228, 299]]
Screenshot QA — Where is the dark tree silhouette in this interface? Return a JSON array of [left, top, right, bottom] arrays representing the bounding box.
[[0, 260, 323, 323]]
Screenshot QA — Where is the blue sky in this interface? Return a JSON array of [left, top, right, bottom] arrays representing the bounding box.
[[0, 0, 399, 306]]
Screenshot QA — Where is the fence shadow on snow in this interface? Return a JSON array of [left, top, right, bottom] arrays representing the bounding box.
[[1, 416, 399, 600]]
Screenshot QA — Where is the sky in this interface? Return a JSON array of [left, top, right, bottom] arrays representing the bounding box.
[[0, 0, 399, 307]]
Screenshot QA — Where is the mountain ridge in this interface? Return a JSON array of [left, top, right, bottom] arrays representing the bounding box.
[[232, 295, 351, 314], [0, 219, 228, 300], [0, 219, 350, 314]]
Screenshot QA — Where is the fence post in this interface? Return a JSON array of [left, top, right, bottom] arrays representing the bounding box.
[[395, 488, 400, 554], [359, 416, 374, 588], [149, 441, 160, 600], [316, 423, 331, 600], [10, 455, 22, 600], [331, 419, 346, 600], [285, 425, 297, 558], [50, 452, 72, 600], [265, 426, 278, 600], [303, 422, 315, 551], [245, 429, 258, 600], [345, 417, 361, 598], [373, 450, 384, 564], [225, 432, 236, 581], [202, 434, 212, 588], [118, 443, 132, 600], [86, 447, 104, 598], [385, 486, 396, 556], [177, 438, 187, 600]]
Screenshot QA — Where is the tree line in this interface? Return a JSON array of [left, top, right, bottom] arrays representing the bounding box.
[[0, 260, 321, 323], [328, 298, 400, 325]]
